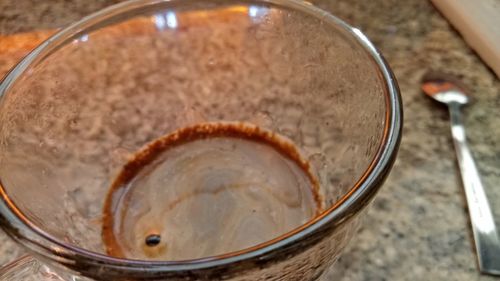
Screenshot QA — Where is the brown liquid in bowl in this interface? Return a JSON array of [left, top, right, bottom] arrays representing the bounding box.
[[102, 122, 322, 261]]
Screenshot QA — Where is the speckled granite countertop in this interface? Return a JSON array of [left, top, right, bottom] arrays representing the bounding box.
[[0, 0, 499, 280]]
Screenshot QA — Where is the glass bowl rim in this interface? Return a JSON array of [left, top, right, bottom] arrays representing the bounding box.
[[0, 0, 402, 273]]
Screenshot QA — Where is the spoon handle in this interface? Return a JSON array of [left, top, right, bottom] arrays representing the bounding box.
[[449, 103, 500, 275]]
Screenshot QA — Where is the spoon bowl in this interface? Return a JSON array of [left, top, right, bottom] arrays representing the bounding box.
[[421, 72, 470, 105]]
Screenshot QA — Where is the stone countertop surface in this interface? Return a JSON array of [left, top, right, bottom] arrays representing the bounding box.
[[0, 0, 499, 280]]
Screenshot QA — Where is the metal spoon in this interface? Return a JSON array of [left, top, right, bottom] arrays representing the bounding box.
[[422, 72, 500, 275]]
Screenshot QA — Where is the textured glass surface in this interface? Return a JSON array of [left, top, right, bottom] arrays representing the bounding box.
[[0, 1, 392, 280]]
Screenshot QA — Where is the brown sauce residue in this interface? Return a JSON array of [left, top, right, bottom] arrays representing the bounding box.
[[102, 122, 323, 260]]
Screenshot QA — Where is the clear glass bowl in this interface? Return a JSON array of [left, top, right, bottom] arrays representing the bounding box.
[[0, 0, 402, 280]]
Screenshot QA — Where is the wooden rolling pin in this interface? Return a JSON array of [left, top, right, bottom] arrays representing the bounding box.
[[430, 0, 500, 78]]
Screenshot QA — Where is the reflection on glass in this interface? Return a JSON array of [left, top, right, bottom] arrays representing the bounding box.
[[153, 14, 166, 30], [248, 5, 268, 22], [166, 11, 178, 29], [248, 6, 259, 17], [154, 11, 178, 30], [73, 34, 89, 45]]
